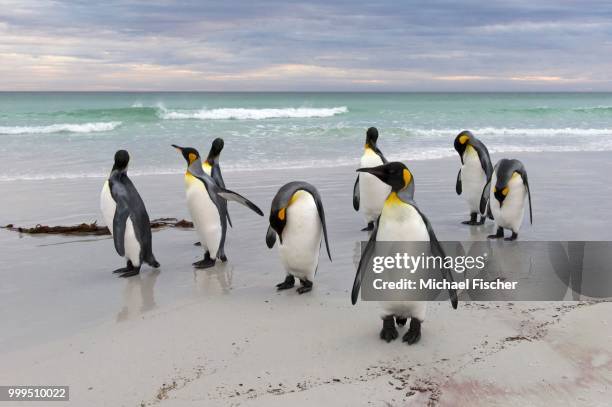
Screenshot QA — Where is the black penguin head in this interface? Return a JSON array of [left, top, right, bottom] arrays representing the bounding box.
[[112, 150, 130, 172], [493, 159, 519, 205], [207, 138, 224, 163], [172, 144, 200, 166], [365, 127, 379, 149], [268, 206, 287, 245], [454, 130, 473, 156], [357, 161, 413, 192]]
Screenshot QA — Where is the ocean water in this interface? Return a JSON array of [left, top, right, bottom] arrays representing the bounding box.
[[1, 92, 612, 182]]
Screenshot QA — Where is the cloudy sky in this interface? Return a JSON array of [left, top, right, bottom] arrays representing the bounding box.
[[1, 0, 611, 91]]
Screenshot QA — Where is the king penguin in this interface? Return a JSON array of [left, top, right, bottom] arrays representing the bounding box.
[[100, 150, 160, 277], [353, 127, 400, 231], [351, 162, 458, 344], [265, 181, 332, 294], [194, 137, 231, 246], [173, 145, 264, 268], [454, 130, 493, 225], [486, 158, 533, 240]]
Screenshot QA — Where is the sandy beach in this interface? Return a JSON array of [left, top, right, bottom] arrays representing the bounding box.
[[1, 151, 611, 406]]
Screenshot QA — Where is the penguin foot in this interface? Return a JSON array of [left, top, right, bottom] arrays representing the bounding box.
[[193, 257, 216, 269], [112, 267, 129, 274], [149, 260, 160, 268], [276, 275, 295, 291], [361, 221, 375, 232], [219, 255, 227, 262], [488, 227, 504, 239], [504, 232, 518, 241], [395, 317, 407, 326], [402, 319, 422, 345], [193, 242, 202, 246], [477, 216, 487, 225], [119, 265, 141, 278], [380, 315, 398, 342], [462, 213, 479, 225], [297, 279, 313, 294]]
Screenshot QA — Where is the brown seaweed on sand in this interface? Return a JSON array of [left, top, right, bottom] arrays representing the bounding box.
[[2, 218, 193, 236]]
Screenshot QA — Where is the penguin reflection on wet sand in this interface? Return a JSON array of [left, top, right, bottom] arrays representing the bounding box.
[[454, 130, 493, 225], [351, 162, 458, 344], [100, 150, 160, 277], [353, 127, 396, 231], [266, 182, 332, 294], [486, 158, 533, 241], [194, 137, 231, 246], [173, 145, 264, 268]]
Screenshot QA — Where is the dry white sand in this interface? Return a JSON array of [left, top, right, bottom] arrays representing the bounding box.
[[1, 151, 611, 406]]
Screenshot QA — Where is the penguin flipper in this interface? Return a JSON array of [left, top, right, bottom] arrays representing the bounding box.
[[265, 225, 277, 248], [456, 169, 462, 195], [518, 170, 533, 225], [217, 189, 264, 216], [112, 202, 129, 257], [479, 178, 491, 215], [413, 206, 458, 309], [352, 218, 378, 305], [353, 175, 360, 211], [309, 188, 332, 262], [211, 165, 232, 227]]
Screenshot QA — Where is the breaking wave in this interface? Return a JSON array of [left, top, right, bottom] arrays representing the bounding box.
[[158, 106, 349, 120], [0, 121, 122, 135]]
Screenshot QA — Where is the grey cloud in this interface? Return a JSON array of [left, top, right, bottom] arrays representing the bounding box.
[[1, 1, 612, 90]]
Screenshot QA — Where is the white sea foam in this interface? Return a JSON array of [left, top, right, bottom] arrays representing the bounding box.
[[158, 106, 349, 120], [408, 127, 612, 137], [0, 121, 122, 135]]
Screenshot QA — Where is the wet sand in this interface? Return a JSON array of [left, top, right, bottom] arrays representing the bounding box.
[[1, 151, 611, 406]]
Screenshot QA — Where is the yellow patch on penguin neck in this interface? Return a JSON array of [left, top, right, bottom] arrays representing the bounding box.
[[188, 153, 197, 164], [385, 191, 403, 206], [278, 207, 286, 220], [364, 145, 377, 155], [459, 135, 470, 144], [203, 161, 212, 169], [502, 186, 509, 196]]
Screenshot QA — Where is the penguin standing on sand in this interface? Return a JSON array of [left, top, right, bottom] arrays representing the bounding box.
[[353, 127, 396, 231], [351, 162, 458, 344], [194, 137, 231, 246], [266, 182, 332, 294], [100, 150, 160, 277], [486, 158, 533, 241], [454, 130, 493, 225], [173, 145, 263, 268]]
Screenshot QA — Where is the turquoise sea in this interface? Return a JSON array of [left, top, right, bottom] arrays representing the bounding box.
[[1, 92, 612, 182]]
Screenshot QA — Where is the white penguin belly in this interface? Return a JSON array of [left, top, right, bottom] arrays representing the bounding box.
[[359, 150, 391, 222], [490, 172, 526, 233], [278, 191, 322, 281], [185, 174, 222, 257], [100, 181, 141, 267], [461, 147, 486, 213], [376, 199, 429, 321]]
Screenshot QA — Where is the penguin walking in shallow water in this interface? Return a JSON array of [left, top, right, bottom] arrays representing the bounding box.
[[351, 162, 458, 344], [100, 150, 160, 277], [266, 182, 332, 294], [173, 145, 263, 268], [454, 130, 493, 225], [194, 137, 231, 246], [486, 158, 533, 241], [353, 127, 397, 231]]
